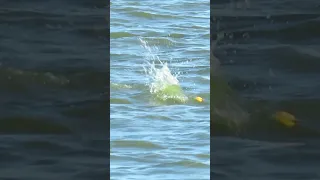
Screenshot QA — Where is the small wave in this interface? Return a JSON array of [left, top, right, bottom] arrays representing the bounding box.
[[0, 117, 71, 134], [110, 82, 132, 89], [0, 150, 27, 163], [111, 140, 164, 149], [182, 1, 210, 7], [195, 153, 210, 159], [128, 11, 179, 19], [211, 171, 229, 179], [21, 140, 71, 152], [76, 27, 109, 39], [214, 13, 319, 23], [168, 33, 185, 38], [201, 33, 210, 38], [30, 159, 58, 166], [216, 18, 320, 41], [140, 115, 173, 121], [191, 25, 208, 30], [110, 32, 136, 39], [262, 45, 320, 73], [154, 159, 209, 168], [0, 67, 70, 91], [110, 98, 132, 104], [74, 169, 109, 180], [0, 66, 108, 91], [142, 37, 178, 46], [0, 9, 61, 19]]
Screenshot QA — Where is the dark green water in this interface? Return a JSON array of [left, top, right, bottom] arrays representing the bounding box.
[[0, 1, 109, 179], [212, 0, 320, 179]]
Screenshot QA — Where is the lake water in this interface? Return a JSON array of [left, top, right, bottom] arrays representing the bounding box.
[[212, 0, 320, 179], [0, 0, 109, 179], [2, 0, 317, 179], [110, 0, 210, 179]]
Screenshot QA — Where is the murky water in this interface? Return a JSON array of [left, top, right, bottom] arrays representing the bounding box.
[[212, 0, 320, 179], [0, 0, 108, 179]]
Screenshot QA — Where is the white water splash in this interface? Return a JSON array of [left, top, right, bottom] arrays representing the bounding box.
[[139, 37, 179, 92], [138, 37, 188, 102]]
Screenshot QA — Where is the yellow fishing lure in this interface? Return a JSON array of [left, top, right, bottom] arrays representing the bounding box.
[[274, 111, 297, 128]]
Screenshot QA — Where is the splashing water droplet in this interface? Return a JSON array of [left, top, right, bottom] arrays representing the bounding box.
[[139, 37, 188, 103]]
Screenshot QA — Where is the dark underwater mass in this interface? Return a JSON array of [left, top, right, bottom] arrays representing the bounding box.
[[212, 0, 320, 179]]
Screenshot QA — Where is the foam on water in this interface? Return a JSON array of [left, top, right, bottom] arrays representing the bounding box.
[[139, 37, 188, 103]]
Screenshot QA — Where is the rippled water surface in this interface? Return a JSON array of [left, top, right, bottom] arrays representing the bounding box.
[[0, 0, 108, 179], [212, 0, 320, 179], [111, 0, 210, 179]]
